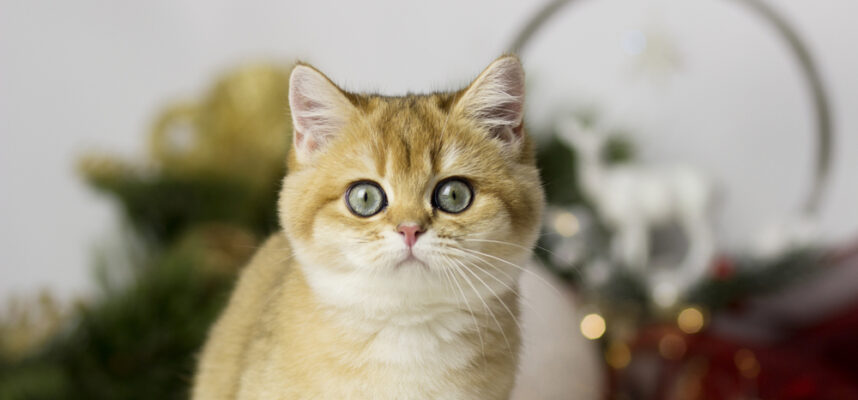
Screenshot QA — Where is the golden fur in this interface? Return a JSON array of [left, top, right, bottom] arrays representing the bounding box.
[[192, 56, 544, 399]]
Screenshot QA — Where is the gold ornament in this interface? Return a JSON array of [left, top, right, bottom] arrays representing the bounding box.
[[80, 63, 294, 190]]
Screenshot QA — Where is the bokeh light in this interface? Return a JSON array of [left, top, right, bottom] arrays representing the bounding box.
[[605, 340, 631, 369], [677, 306, 705, 334], [734, 349, 761, 379], [658, 333, 686, 360], [580, 313, 606, 340], [553, 212, 580, 237]]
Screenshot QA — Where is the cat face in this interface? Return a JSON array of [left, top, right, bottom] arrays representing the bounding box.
[[279, 56, 544, 305]]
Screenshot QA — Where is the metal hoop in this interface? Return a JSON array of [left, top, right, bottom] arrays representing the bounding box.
[[509, 0, 833, 216]]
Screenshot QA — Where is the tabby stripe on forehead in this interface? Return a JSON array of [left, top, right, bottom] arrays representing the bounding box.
[[399, 135, 411, 170], [429, 143, 441, 175], [372, 134, 387, 177]]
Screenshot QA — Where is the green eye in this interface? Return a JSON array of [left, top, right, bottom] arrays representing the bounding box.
[[346, 181, 386, 217], [434, 178, 473, 214]]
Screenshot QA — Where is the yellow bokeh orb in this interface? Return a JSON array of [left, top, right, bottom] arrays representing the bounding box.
[[553, 212, 580, 237], [677, 307, 705, 334], [580, 313, 606, 340], [734, 348, 761, 379], [605, 340, 632, 369]]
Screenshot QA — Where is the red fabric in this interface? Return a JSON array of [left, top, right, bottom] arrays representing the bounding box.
[[606, 240, 858, 399], [611, 302, 858, 399]]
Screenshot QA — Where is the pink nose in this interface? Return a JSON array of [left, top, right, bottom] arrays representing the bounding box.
[[397, 223, 425, 248]]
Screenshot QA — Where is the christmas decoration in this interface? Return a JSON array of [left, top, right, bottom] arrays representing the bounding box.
[[511, 0, 849, 398], [557, 116, 716, 309], [0, 64, 292, 400], [610, 245, 858, 400]]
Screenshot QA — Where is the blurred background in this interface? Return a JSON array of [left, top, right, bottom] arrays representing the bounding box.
[[1, 0, 857, 399]]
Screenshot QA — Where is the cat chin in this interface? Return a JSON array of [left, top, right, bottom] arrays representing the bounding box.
[[394, 256, 427, 269], [300, 262, 453, 313], [290, 233, 526, 313]]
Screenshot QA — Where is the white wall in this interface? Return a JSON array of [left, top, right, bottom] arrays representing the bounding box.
[[1, 0, 857, 300]]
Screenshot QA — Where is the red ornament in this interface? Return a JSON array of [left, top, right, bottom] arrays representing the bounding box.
[[711, 255, 736, 280]]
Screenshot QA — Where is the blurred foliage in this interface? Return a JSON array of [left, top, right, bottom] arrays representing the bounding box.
[[1, 231, 244, 399], [686, 250, 822, 309], [533, 114, 823, 319], [0, 292, 65, 363], [0, 64, 291, 400], [533, 117, 636, 284], [536, 132, 634, 206]]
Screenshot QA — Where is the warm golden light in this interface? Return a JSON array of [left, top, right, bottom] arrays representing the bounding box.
[[734, 349, 761, 379], [658, 333, 686, 360], [605, 340, 631, 369], [677, 307, 705, 334], [553, 212, 580, 237], [652, 282, 679, 308], [580, 313, 606, 340]]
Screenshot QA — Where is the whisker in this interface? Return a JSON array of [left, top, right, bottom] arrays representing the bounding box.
[[462, 260, 529, 335], [274, 245, 296, 265], [448, 257, 513, 355], [458, 251, 561, 329], [450, 258, 518, 355], [438, 247, 517, 290], [437, 247, 544, 325], [438, 253, 486, 359], [437, 258, 459, 304], [458, 247, 566, 300], [459, 236, 557, 256]]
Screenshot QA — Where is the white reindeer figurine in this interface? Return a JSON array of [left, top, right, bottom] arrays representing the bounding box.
[[558, 118, 715, 307]]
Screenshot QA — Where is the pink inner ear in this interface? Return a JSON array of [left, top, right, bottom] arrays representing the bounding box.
[[292, 91, 325, 135], [496, 63, 525, 141], [289, 70, 345, 156], [496, 122, 524, 143], [486, 93, 524, 142], [460, 57, 526, 144], [291, 91, 318, 152], [293, 130, 319, 153]]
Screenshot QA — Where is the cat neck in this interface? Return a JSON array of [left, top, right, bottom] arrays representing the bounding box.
[[296, 259, 518, 326], [293, 260, 520, 369]]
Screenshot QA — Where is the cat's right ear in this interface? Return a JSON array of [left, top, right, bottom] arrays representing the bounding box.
[[289, 64, 355, 164], [453, 55, 526, 150]]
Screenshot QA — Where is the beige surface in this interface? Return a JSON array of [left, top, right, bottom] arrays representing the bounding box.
[[511, 263, 604, 400]]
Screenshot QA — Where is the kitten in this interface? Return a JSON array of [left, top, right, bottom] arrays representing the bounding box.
[[192, 55, 544, 400]]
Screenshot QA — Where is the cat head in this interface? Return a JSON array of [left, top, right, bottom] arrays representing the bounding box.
[[279, 56, 544, 308]]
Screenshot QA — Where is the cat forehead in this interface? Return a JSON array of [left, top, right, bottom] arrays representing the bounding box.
[[345, 94, 483, 176], [357, 93, 455, 132]]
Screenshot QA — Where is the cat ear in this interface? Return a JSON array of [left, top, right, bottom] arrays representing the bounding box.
[[289, 64, 355, 163], [454, 55, 526, 147]]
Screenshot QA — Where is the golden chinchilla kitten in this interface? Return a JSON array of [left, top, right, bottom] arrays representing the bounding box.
[[192, 55, 544, 400]]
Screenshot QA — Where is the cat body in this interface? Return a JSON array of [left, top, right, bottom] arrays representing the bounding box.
[[193, 56, 543, 400]]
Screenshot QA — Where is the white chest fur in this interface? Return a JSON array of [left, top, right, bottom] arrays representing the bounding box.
[[344, 304, 484, 370], [284, 264, 517, 399]]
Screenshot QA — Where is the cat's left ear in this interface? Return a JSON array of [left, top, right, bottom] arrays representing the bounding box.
[[289, 63, 356, 164], [453, 55, 526, 148]]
